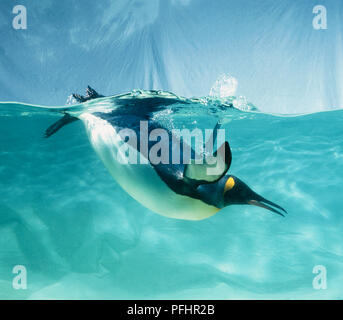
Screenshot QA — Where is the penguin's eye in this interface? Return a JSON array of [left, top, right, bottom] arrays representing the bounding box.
[[224, 177, 235, 194]]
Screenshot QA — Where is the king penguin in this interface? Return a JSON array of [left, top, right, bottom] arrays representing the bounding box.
[[44, 86, 286, 220]]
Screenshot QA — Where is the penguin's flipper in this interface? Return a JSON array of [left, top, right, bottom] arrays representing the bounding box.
[[183, 141, 232, 184], [44, 113, 79, 138]]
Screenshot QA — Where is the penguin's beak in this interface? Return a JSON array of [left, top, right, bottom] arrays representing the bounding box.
[[247, 195, 287, 217], [223, 176, 287, 217]]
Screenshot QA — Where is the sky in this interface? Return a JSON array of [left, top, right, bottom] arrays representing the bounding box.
[[0, 0, 342, 113]]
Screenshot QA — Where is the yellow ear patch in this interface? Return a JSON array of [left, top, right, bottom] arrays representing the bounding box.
[[224, 177, 235, 194]]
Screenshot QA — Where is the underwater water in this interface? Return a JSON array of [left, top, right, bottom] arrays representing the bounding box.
[[1, 0, 343, 300], [0, 92, 343, 299]]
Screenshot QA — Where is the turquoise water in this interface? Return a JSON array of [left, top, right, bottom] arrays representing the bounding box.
[[0, 92, 342, 299]]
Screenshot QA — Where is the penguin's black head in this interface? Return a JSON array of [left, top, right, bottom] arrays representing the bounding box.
[[222, 175, 287, 217]]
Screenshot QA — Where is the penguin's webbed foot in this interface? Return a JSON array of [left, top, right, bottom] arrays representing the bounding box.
[[72, 86, 104, 103], [72, 93, 86, 103]]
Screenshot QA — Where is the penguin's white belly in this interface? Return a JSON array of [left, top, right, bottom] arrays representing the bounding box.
[[80, 113, 219, 220]]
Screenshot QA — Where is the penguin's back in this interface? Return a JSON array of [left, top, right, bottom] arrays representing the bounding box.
[[80, 113, 219, 220]]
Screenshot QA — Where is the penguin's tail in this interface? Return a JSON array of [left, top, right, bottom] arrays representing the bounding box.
[[44, 86, 104, 138]]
